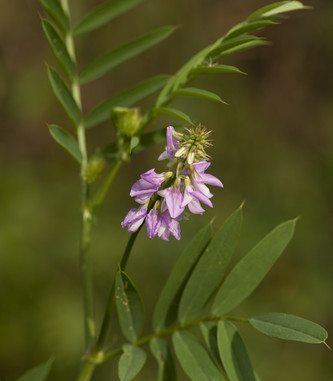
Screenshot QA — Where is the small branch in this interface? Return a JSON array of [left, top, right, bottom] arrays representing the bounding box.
[[91, 160, 122, 210], [102, 314, 248, 362]]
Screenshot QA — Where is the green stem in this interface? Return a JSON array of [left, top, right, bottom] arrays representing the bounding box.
[[120, 228, 141, 270], [103, 314, 249, 362], [76, 361, 95, 381], [91, 160, 122, 210], [76, 229, 142, 381], [61, 0, 95, 347], [97, 228, 142, 349]]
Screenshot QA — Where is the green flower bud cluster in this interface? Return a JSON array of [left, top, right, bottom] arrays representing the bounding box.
[[175, 125, 212, 164], [111, 107, 142, 137], [83, 155, 106, 184]]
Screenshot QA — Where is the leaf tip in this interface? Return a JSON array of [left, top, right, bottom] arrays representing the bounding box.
[[323, 341, 332, 351], [293, 216, 301, 224]]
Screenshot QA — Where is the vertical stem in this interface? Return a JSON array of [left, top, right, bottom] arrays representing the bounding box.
[[61, 0, 95, 347], [76, 230, 142, 381], [96, 228, 141, 350], [76, 362, 95, 381]]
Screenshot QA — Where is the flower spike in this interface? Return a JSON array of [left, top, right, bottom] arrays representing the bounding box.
[[121, 125, 223, 240]]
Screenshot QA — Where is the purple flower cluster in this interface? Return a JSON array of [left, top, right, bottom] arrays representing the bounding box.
[[121, 126, 223, 240]]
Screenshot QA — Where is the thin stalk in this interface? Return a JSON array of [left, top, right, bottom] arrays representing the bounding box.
[[76, 361, 95, 381], [61, 0, 95, 347], [103, 314, 249, 362], [76, 229, 142, 381], [91, 160, 122, 210], [96, 228, 142, 350]]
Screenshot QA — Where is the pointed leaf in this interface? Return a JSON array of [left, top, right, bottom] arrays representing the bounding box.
[[172, 331, 225, 381], [248, 1, 309, 21], [74, 0, 144, 35], [209, 35, 260, 58], [153, 223, 212, 330], [48, 124, 81, 162], [154, 107, 193, 125], [250, 313, 328, 344], [225, 20, 278, 40], [18, 358, 54, 381], [39, 0, 69, 31], [212, 219, 296, 316], [85, 74, 170, 128], [178, 205, 243, 323], [150, 338, 177, 381], [115, 269, 144, 342], [217, 321, 256, 381], [47, 66, 81, 126], [155, 3, 306, 108], [42, 19, 75, 78], [80, 26, 176, 84], [191, 64, 246, 76], [118, 345, 146, 381], [174, 87, 227, 104], [218, 39, 269, 58]]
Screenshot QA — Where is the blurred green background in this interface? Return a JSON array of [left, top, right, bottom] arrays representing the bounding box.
[[0, 0, 332, 380]]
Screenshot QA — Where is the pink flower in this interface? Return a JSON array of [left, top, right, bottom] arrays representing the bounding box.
[[130, 169, 164, 204], [121, 205, 147, 232], [158, 187, 185, 219], [121, 126, 223, 241], [158, 126, 179, 160]]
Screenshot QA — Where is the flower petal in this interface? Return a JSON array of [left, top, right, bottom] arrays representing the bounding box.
[[193, 181, 213, 198], [199, 173, 223, 188], [188, 199, 205, 214], [181, 185, 194, 208], [121, 205, 147, 232], [193, 160, 211, 173], [163, 187, 185, 218], [158, 151, 169, 161], [146, 209, 160, 239], [169, 219, 181, 240], [189, 190, 213, 207], [166, 126, 179, 157]]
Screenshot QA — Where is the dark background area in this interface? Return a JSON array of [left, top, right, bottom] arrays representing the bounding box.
[[0, 0, 332, 380]]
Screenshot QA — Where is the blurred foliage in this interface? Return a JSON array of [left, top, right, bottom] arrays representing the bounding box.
[[0, 0, 332, 380]]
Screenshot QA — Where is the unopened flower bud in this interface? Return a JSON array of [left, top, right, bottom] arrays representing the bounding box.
[[175, 146, 187, 158], [187, 151, 195, 164], [83, 155, 105, 184], [111, 107, 142, 137]]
